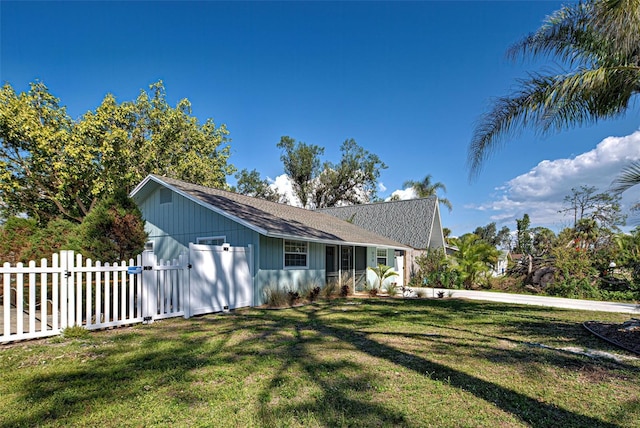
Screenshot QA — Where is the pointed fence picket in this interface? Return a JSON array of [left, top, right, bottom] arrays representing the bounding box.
[[1, 250, 187, 344]]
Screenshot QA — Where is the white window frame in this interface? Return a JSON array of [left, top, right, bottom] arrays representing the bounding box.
[[197, 236, 226, 246], [283, 239, 308, 269], [376, 248, 388, 266]]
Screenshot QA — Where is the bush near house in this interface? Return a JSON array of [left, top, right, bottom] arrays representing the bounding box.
[[0, 191, 147, 265], [412, 227, 640, 303]]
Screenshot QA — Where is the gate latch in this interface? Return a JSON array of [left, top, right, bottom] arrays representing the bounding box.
[[143, 266, 153, 271]]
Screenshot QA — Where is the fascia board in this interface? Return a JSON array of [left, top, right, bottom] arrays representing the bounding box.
[[129, 174, 156, 199]]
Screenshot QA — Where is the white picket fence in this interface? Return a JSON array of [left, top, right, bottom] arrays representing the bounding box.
[[1, 250, 187, 344]]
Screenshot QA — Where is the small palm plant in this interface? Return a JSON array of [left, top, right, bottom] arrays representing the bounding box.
[[368, 264, 399, 295]]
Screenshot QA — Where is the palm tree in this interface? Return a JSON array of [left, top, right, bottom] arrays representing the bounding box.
[[469, 0, 640, 179], [367, 264, 399, 292], [450, 233, 500, 289], [403, 174, 453, 212]]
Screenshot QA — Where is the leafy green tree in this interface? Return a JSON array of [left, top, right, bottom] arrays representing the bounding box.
[[548, 245, 600, 299], [232, 168, 283, 202], [313, 139, 386, 208], [614, 227, 640, 286], [473, 222, 512, 249], [79, 190, 147, 262], [531, 226, 556, 257], [0, 81, 233, 224], [403, 174, 452, 212], [277, 136, 386, 208], [474, 222, 497, 244], [277, 136, 324, 208], [0, 82, 75, 223], [450, 233, 500, 289], [560, 186, 625, 231], [515, 214, 533, 255], [468, 0, 640, 177]]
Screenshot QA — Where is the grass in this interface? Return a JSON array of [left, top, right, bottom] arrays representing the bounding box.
[[1, 297, 638, 427]]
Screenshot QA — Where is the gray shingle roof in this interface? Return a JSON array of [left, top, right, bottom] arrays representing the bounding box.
[[318, 198, 439, 250], [132, 175, 407, 249]]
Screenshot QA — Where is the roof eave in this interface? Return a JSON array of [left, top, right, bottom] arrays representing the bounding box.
[[264, 231, 409, 250]]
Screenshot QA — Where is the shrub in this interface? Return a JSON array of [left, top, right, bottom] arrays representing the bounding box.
[[385, 282, 399, 296], [368, 264, 398, 291], [307, 286, 321, 302], [340, 285, 350, 297], [545, 277, 601, 300], [22, 218, 82, 261], [80, 190, 147, 262], [264, 285, 289, 307], [0, 217, 38, 263], [322, 280, 339, 298], [0, 216, 82, 264], [287, 290, 301, 306]]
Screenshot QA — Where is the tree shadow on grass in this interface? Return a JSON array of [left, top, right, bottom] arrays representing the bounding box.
[[255, 322, 408, 427], [1, 320, 238, 428], [294, 305, 620, 428], [3, 300, 635, 427]]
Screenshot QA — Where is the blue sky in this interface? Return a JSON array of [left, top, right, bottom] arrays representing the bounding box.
[[2, 1, 640, 236]]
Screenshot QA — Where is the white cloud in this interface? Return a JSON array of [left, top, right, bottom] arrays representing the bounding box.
[[268, 174, 302, 207], [471, 130, 640, 230], [387, 187, 417, 201], [378, 182, 387, 192]]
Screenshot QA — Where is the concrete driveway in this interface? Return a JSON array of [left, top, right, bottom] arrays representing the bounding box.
[[419, 287, 639, 315]]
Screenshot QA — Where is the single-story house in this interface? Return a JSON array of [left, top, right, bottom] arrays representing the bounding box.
[[318, 198, 446, 285], [130, 175, 408, 308]]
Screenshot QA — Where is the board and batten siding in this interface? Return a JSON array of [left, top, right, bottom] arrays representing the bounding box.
[[256, 236, 325, 294], [138, 188, 260, 261]]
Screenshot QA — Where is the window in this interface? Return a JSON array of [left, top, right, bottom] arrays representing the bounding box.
[[376, 248, 388, 266], [160, 188, 173, 204], [197, 236, 226, 246], [284, 240, 308, 268]]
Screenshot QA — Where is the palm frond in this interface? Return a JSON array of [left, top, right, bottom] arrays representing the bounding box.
[[612, 160, 640, 193], [468, 65, 640, 178], [470, 0, 640, 179]]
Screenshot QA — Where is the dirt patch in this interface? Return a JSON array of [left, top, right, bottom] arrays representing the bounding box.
[[583, 319, 640, 355]]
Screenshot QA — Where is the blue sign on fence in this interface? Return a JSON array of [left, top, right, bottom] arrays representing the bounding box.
[[127, 266, 143, 275]]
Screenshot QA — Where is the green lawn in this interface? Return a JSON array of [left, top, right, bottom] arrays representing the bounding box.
[[1, 298, 638, 427]]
